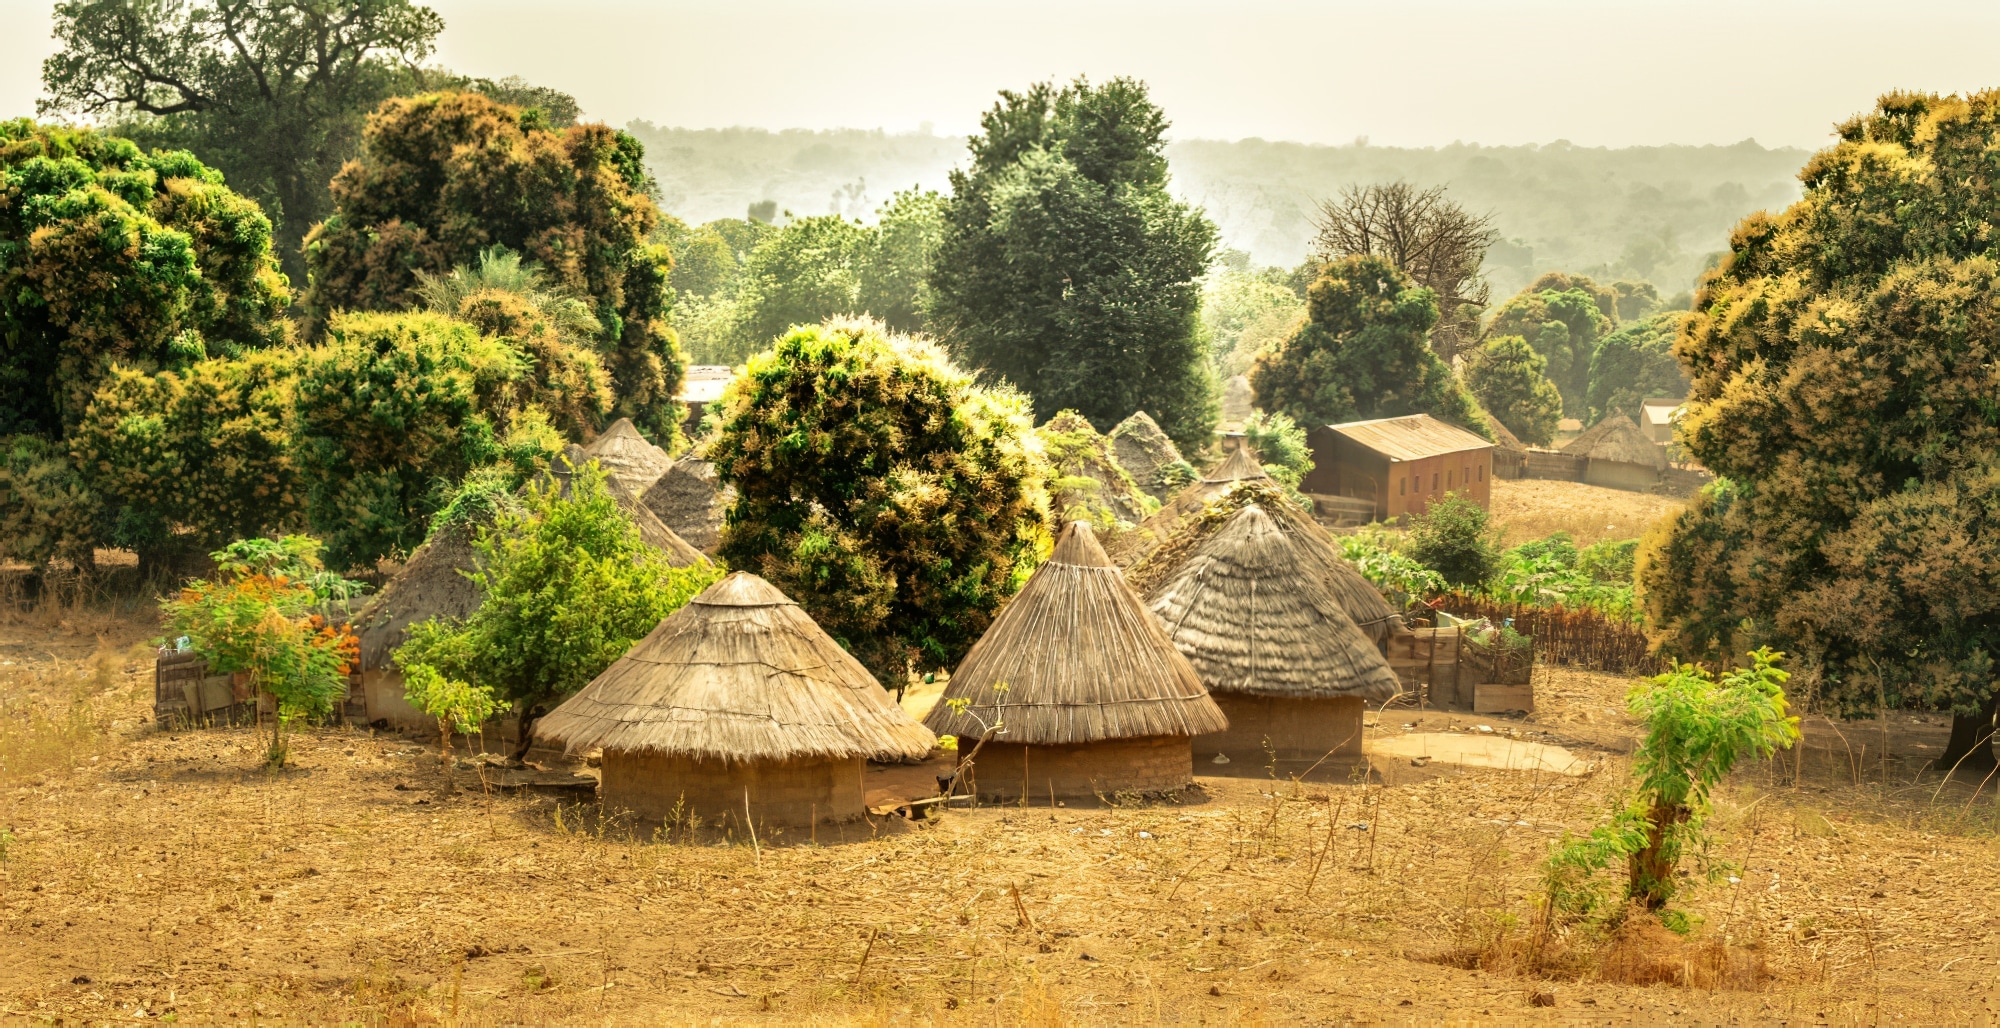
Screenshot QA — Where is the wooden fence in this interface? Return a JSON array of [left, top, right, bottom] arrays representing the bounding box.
[[1428, 592, 1660, 675]]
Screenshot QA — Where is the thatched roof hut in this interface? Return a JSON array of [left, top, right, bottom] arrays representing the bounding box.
[[1147, 505, 1398, 759], [1038, 411, 1152, 528], [1563, 414, 1667, 491], [640, 456, 730, 555], [1109, 411, 1187, 502], [582, 417, 672, 491], [1125, 479, 1401, 646], [1109, 447, 1270, 563], [1483, 413, 1526, 454], [534, 571, 934, 825], [548, 452, 707, 567], [923, 521, 1224, 801], [347, 520, 487, 728]]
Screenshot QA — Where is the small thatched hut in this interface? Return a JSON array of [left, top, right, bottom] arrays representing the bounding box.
[[548, 452, 707, 566], [1147, 505, 1398, 760], [582, 417, 672, 491], [349, 521, 486, 729], [534, 572, 934, 826], [1109, 411, 1187, 502], [1562, 414, 1667, 491], [640, 456, 730, 555], [923, 521, 1226, 802], [1111, 446, 1272, 563]]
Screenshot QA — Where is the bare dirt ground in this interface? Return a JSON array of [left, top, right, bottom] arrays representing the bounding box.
[[4, 600, 2000, 1023], [1488, 479, 1685, 548]]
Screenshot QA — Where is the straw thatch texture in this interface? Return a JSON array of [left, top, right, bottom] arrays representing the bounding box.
[[533, 571, 935, 762], [1039, 411, 1151, 527], [1125, 480, 1401, 643], [1108, 447, 1273, 564], [583, 417, 673, 490], [922, 521, 1226, 745], [1109, 411, 1186, 502], [548, 455, 707, 567], [1483, 412, 1527, 454], [351, 521, 484, 672], [639, 457, 730, 555], [1146, 505, 1399, 701], [1562, 415, 1667, 469]]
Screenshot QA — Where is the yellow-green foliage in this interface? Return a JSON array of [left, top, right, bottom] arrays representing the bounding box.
[[1640, 91, 2000, 725], [710, 318, 1049, 685], [1037, 410, 1153, 531]]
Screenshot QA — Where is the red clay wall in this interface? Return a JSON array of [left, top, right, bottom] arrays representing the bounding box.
[[958, 736, 1194, 802], [600, 751, 865, 827], [1195, 694, 1364, 761]]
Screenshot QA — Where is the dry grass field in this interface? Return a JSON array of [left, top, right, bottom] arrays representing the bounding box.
[[1487, 478, 1685, 548], [4, 595, 2000, 1023]]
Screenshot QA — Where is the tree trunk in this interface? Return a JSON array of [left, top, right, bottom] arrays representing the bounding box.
[[1940, 691, 2000, 776], [510, 706, 546, 763], [1626, 800, 1690, 910]]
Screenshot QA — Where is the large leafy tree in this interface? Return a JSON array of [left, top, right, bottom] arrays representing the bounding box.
[[39, 0, 444, 284], [930, 77, 1218, 453], [1464, 334, 1564, 446], [727, 214, 871, 352], [1587, 311, 1689, 426], [1249, 254, 1488, 435], [709, 318, 1048, 685], [1638, 91, 2000, 771], [0, 119, 290, 569], [1485, 283, 1612, 417], [303, 91, 685, 445], [857, 188, 946, 333]]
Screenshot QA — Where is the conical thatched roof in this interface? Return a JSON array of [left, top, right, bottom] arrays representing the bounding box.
[[547, 454, 707, 567], [1109, 411, 1186, 502], [923, 521, 1226, 745], [1039, 411, 1151, 527], [1204, 446, 1268, 484], [1483, 413, 1527, 454], [1126, 480, 1401, 642], [583, 417, 672, 491], [1563, 414, 1666, 469], [1108, 447, 1273, 564], [1147, 506, 1399, 701], [351, 521, 485, 672], [533, 571, 935, 761], [640, 457, 730, 555]]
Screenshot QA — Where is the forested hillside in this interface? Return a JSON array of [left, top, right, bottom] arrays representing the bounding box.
[[625, 123, 1806, 297]]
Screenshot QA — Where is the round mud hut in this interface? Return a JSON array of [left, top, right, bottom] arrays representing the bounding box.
[[1146, 505, 1399, 761], [923, 521, 1226, 802], [532, 571, 934, 827]]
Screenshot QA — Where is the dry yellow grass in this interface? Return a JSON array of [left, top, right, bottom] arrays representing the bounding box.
[[2, 604, 1999, 1023], [1488, 478, 1685, 547]]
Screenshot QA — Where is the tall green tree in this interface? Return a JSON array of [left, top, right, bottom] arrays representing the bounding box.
[[1463, 334, 1564, 446], [1248, 255, 1488, 435], [39, 0, 444, 284], [709, 318, 1048, 685], [303, 91, 684, 445], [858, 188, 946, 333], [1638, 90, 2000, 772], [1485, 283, 1612, 416], [727, 214, 871, 353], [930, 77, 1218, 453], [1587, 311, 1689, 426]]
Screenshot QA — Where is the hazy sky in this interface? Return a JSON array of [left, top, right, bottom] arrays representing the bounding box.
[[5, 0, 1999, 149]]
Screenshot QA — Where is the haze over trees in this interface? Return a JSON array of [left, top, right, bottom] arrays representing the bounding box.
[[1638, 90, 2000, 772], [931, 76, 1218, 453], [1311, 182, 1496, 362]]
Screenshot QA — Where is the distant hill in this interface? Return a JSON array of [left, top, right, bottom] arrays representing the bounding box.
[[626, 122, 1808, 298]]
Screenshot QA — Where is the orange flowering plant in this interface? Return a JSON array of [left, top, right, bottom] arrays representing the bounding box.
[[161, 536, 362, 765]]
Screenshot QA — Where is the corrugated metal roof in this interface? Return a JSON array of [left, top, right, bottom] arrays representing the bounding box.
[[1326, 414, 1492, 462]]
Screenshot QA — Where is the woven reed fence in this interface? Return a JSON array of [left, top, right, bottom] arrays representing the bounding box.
[[1429, 592, 1660, 675]]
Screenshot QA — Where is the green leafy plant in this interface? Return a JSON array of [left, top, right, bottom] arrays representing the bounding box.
[[391, 462, 721, 757], [1543, 649, 1799, 922], [159, 536, 362, 766], [1241, 410, 1314, 489], [1406, 494, 1499, 589], [1335, 529, 1446, 609], [400, 659, 501, 765]]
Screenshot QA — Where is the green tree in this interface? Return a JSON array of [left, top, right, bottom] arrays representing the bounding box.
[[1310, 182, 1496, 362], [1463, 334, 1564, 446], [40, 0, 444, 284], [302, 91, 684, 445], [290, 311, 547, 570], [728, 214, 870, 354], [1201, 268, 1305, 378], [1249, 255, 1489, 435], [393, 463, 721, 755], [1638, 91, 2000, 772], [709, 318, 1048, 684], [857, 188, 946, 333], [1406, 494, 1498, 588], [1587, 311, 1689, 425], [1484, 283, 1612, 417], [930, 77, 1218, 453], [1241, 410, 1313, 488], [1546, 651, 1797, 920]]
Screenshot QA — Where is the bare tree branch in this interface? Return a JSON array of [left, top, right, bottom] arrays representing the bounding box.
[[1311, 182, 1497, 363]]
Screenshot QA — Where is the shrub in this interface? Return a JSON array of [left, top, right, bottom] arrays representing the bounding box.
[[1241, 410, 1313, 488], [1335, 527, 1446, 609], [1544, 650, 1798, 920], [391, 463, 722, 753], [1406, 495, 1499, 588]]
